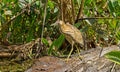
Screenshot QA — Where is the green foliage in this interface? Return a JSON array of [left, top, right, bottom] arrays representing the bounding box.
[[116, 31, 120, 40], [42, 38, 49, 46], [1, 0, 120, 71], [48, 0, 54, 9], [105, 51, 120, 65], [108, 0, 120, 16], [0, 59, 33, 72], [0, 0, 120, 58], [0, 0, 58, 44], [48, 34, 65, 55]]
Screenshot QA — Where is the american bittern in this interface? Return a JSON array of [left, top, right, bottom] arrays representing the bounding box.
[[58, 20, 84, 60]]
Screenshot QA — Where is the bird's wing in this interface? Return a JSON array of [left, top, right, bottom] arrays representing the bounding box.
[[66, 23, 84, 45], [60, 23, 75, 35]]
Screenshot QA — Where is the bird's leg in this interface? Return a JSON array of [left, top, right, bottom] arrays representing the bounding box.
[[75, 45, 82, 60], [67, 41, 74, 61]]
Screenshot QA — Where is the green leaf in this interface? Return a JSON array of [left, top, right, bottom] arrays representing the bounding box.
[[108, 0, 116, 17], [48, 0, 54, 9], [54, 34, 65, 48], [109, 20, 117, 29], [48, 43, 54, 55], [54, 7, 58, 13], [48, 34, 65, 55], [108, 0, 115, 12], [77, 0, 81, 6], [116, 31, 120, 40], [81, 26, 89, 32], [105, 51, 120, 65], [35, 1, 40, 6], [42, 38, 49, 46], [74, 22, 81, 28], [85, 0, 92, 5]]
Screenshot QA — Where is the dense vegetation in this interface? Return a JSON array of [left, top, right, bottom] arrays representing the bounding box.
[[1, 0, 120, 55], [0, 0, 120, 71]]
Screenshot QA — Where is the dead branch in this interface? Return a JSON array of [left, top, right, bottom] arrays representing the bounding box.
[[75, 0, 85, 23], [77, 17, 120, 21], [0, 38, 40, 59]]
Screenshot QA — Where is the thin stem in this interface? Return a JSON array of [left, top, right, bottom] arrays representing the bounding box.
[[75, 0, 85, 23], [110, 63, 116, 72], [35, 0, 48, 58], [60, 0, 63, 21], [71, 0, 75, 23], [41, 0, 48, 41], [78, 17, 120, 21]]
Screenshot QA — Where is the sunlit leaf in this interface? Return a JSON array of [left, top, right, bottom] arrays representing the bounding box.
[[48, 0, 54, 9], [105, 51, 120, 65], [35, 1, 40, 6], [42, 38, 49, 46], [112, 20, 117, 29], [54, 7, 58, 13], [77, 0, 81, 6]]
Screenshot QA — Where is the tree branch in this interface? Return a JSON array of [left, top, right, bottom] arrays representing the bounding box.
[[75, 0, 85, 23], [77, 17, 120, 21]]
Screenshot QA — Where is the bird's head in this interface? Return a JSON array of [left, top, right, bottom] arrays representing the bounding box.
[[58, 20, 64, 25], [51, 20, 65, 27]]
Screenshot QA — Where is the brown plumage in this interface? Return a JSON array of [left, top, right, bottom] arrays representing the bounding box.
[[58, 20, 84, 60]]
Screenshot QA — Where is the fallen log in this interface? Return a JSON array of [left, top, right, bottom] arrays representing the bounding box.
[[25, 45, 120, 72]]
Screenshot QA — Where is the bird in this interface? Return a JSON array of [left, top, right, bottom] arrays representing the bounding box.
[[58, 20, 84, 60]]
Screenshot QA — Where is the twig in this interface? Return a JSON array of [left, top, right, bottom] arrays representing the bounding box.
[[110, 63, 116, 72], [60, 0, 64, 21], [41, 0, 48, 41], [35, 0, 48, 58], [99, 46, 103, 57], [75, 0, 85, 23], [77, 17, 120, 21], [71, 0, 75, 23]]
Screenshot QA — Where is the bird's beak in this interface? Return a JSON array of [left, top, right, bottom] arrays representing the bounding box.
[[51, 20, 60, 26]]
